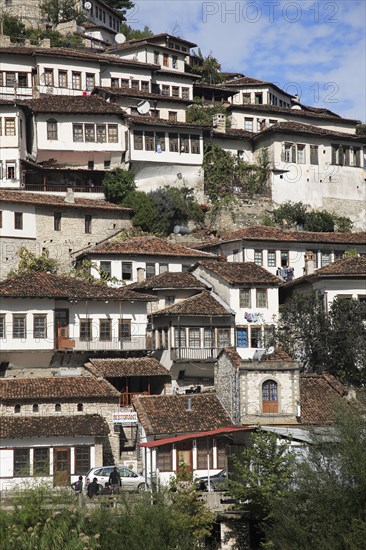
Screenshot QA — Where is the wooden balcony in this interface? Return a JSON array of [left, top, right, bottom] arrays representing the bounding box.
[[56, 336, 151, 352], [120, 391, 150, 406], [170, 348, 220, 362]]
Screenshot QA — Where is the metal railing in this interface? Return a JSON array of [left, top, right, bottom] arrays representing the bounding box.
[[170, 348, 220, 361]]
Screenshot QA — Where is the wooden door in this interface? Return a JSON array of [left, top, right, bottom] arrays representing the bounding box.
[[177, 441, 192, 476], [55, 309, 69, 349], [53, 448, 70, 487]]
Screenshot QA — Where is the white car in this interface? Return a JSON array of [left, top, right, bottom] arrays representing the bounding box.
[[85, 465, 146, 492]]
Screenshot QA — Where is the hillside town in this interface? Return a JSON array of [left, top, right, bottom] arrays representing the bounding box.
[[0, 2, 366, 547]]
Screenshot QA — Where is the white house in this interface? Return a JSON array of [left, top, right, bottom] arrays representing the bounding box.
[[0, 100, 28, 189]]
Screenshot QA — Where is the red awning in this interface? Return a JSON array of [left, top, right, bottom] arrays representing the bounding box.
[[138, 426, 253, 448]]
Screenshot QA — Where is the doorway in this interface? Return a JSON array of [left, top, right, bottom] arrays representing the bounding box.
[[53, 448, 70, 487]]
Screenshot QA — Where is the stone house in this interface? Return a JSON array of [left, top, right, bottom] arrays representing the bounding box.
[[0, 374, 119, 490], [0, 189, 132, 277]]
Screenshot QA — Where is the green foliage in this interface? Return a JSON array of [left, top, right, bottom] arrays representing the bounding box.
[[203, 144, 270, 202], [119, 23, 153, 40], [102, 168, 136, 204], [1, 16, 84, 47], [8, 247, 59, 278], [191, 52, 224, 84], [40, 0, 82, 25], [268, 404, 366, 550], [102, 0, 134, 11], [266, 201, 353, 232], [228, 429, 295, 546], [278, 293, 366, 385], [72, 259, 121, 286], [123, 186, 204, 236], [355, 123, 366, 136], [1, 14, 26, 41], [186, 98, 228, 127]]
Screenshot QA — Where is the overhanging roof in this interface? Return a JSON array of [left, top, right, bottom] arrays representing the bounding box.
[[138, 426, 253, 448]]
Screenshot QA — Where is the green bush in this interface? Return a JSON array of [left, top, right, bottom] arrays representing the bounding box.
[[102, 169, 136, 204]]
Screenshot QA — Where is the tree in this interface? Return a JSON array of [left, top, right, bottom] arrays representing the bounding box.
[[1, 15, 26, 42], [102, 0, 134, 11], [268, 404, 366, 550], [227, 429, 295, 547], [8, 247, 59, 278], [191, 51, 224, 84], [102, 168, 136, 204], [264, 201, 353, 232], [123, 190, 160, 233], [119, 22, 153, 40], [186, 98, 228, 127], [40, 0, 82, 25], [278, 293, 366, 385]]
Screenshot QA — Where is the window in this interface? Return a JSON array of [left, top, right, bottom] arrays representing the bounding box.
[[172, 86, 179, 97], [236, 327, 248, 348], [204, 328, 213, 348], [157, 445, 171, 471], [14, 449, 30, 477], [244, 118, 253, 132], [182, 87, 189, 100], [242, 93, 251, 104], [256, 289, 268, 308], [262, 380, 278, 413], [77, 403, 84, 412], [218, 329, 230, 348], [47, 118, 57, 140], [44, 68, 54, 86], [168, 111, 178, 123], [267, 250, 276, 267], [163, 53, 169, 67], [283, 142, 295, 163], [0, 211, 2, 228], [172, 56, 178, 69], [161, 85, 170, 96], [32, 403, 39, 413], [55, 403, 61, 412], [84, 214, 92, 234], [131, 79, 139, 91], [108, 124, 118, 143], [96, 125, 106, 143], [141, 81, 149, 92], [73, 124, 83, 142], [254, 250, 263, 266], [0, 315, 5, 339], [156, 132, 165, 152], [33, 448, 49, 476], [310, 145, 318, 165], [18, 72, 27, 87], [121, 78, 129, 88], [154, 50, 159, 64], [217, 441, 227, 469], [269, 119, 278, 126], [80, 319, 92, 341], [6, 161, 15, 180], [159, 263, 168, 274], [250, 327, 262, 348], [239, 289, 251, 308], [14, 404, 21, 414], [146, 263, 155, 279], [100, 261, 111, 276], [145, 131, 155, 151], [191, 135, 200, 154], [14, 212, 23, 230], [321, 251, 331, 267], [122, 262, 132, 281], [58, 70, 68, 88], [6, 72, 16, 86], [99, 319, 112, 341], [169, 133, 178, 152], [88, 160, 94, 170], [72, 71, 81, 89], [189, 328, 200, 348], [196, 440, 214, 469], [297, 144, 306, 164], [134, 130, 143, 150], [85, 124, 95, 142], [180, 135, 189, 153], [75, 447, 90, 475], [111, 77, 119, 88], [119, 319, 131, 341], [255, 92, 263, 104], [281, 251, 289, 267], [351, 147, 362, 167], [5, 118, 16, 136], [86, 73, 95, 91], [332, 145, 345, 165], [33, 315, 47, 339], [176, 327, 186, 348]]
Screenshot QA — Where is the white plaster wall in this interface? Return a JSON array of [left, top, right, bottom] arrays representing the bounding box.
[[37, 58, 100, 95], [231, 287, 278, 324], [0, 202, 36, 239], [312, 279, 366, 308], [100, 66, 154, 87], [192, 266, 231, 304], [91, 256, 191, 283], [211, 135, 253, 162]]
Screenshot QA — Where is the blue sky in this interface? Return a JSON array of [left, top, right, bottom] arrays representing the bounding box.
[[125, 0, 366, 122]]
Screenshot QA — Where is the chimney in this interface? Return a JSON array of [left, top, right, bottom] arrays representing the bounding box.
[[187, 396, 192, 411], [137, 267, 145, 283], [64, 188, 75, 204], [304, 252, 316, 275], [212, 113, 226, 133]]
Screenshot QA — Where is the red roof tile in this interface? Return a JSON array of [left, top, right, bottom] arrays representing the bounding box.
[[132, 271, 208, 291], [153, 290, 231, 317], [314, 255, 366, 276], [300, 373, 347, 424], [0, 272, 155, 301], [88, 357, 169, 377], [255, 121, 362, 140], [194, 260, 281, 285], [133, 393, 234, 436], [0, 376, 119, 401], [0, 415, 109, 439], [22, 95, 124, 115]]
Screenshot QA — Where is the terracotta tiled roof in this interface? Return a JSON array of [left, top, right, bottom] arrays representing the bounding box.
[[0, 272, 155, 301], [255, 121, 362, 140], [0, 376, 119, 401], [153, 290, 231, 317], [227, 102, 359, 123], [0, 190, 131, 212], [132, 271, 208, 291], [22, 95, 124, 115], [219, 348, 242, 367], [261, 348, 294, 362], [88, 357, 169, 377], [84, 236, 218, 258], [193, 260, 281, 285], [313, 256, 366, 276], [109, 32, 197, 50], [133, 393, 234, 436], [199, 226, 366, 246], [300, 373, 349, 424], [0, 415, 109, 439], [211, 128, 255, 139]]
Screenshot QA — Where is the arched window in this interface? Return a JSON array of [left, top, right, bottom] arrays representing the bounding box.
[[77, 403, 83, 412], [55, 403, 61, 412], [14, 404, 21, 414], [33, 403, 39, 413], [262, 380, 278, 413]]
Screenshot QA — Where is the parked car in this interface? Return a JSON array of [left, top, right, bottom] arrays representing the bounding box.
[[85, 466, 146, 492], [194, 469, 227, 491]]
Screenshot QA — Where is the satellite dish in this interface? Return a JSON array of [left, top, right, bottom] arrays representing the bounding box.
[[266, 346, 275, 356], [84, 1, 92, 9], [115, 33, 126, 44], [136, 100, 151, 115]]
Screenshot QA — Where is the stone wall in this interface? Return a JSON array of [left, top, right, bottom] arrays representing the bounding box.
[[215, 353, 240, 424], [4, 0, 43, 28], [205, 197, 274, 234]]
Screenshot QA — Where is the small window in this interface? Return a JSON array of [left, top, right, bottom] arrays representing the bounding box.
[[172, 86, 179, 97], [58, 70, 68, 88], [169, 133, 178, 152], [180, 135, 189, 153], [14, 404, 21, 414], [176, 327, 186, 348], [54, 212, 61, 231], [33, 403, 39, 413], [44, 68, 54, 86], [239, 289, 251, 308], [86, 73, 95, 91], [204, 328, 213, 348], [141, 81, 149, 92], [85, 124, 95, 142], [159, 263, 168, 274], [169, 111, 178, 122], [255, 92, 263, 104], [77, 403, 84, 412], [191, 135, 200, 154], [146, 263, 155, 279], [163, 53, 169, 67], [310, 145, 318, 165], [262, 380, 278, 413], [188, 328, 200, 348], [96, 125, 106, 143], [254, 250, 263, 266], [218, 328, 230, 348], [111, 77, 119, 88], [0, 315, 5, 339], [162, 85, 170, 96], [72, 71, 81, 90], [80, 319, 92, 341], [154, 50, 159, 64], [267, 250, 276, 267], [250, 327, 262, 348], [297, 144, 306, 164], [99, 319, 112, 341], [14, 449, 30, 477], [145, 131, 155, 151], [14, 212, 23, 230], [55, 403, 61, 412], [256, 289, 267, 308], [33, 448, 49, 476], [321, 251, 331, 267], [75, 447, 91, 475], [13, 314, 26, 338], [84, 214, 92, 234], [157, 445, 171, 471], [182, 87, 189, 100], [33, 315, 47, 339], [122, 262, 132, 280], [156, 132, 165, 152], [47, 119, 57, 140], [108, 124, 118, 143], [134, 130, 143, 150], [73, 124, 83, 142], [172, 56, 178, 69], [6, 162, 16, 180], [244, 117, 253, 132], [236, 327, 248, 348], [165, 295, 175, 306], [100, 261, 111, 277], [88, 160, 94, 170], [5, 118, 16, 136], [18, 72, 28, 87], [243, 93, 251, 104], [119, 319, 131, 341], [281, 251, 289, 267]]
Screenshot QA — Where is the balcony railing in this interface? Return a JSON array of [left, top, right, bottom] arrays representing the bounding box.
[[25, 184, 103, 193], [170, 348, 220, 361], [57, 337, 150, 351]]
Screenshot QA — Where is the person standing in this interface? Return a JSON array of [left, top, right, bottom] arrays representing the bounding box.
[[71, 475, 83, 495], [109, 467, 121, 494]]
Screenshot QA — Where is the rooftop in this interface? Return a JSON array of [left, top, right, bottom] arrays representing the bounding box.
[[283, 256, 366, 289], [192, 260, 281, 286], [22, 95, 124, 115], [153, 290, 231, 317], [87, 357, 169, 378], [255, 121, 363, 141], [132, 393, 234, 436], [1, 415, 110, 439], [131, 271, 208, 291], [300, 373, 348, 425]]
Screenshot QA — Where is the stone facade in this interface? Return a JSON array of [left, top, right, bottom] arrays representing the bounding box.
[[3, 0, 42, 28]]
